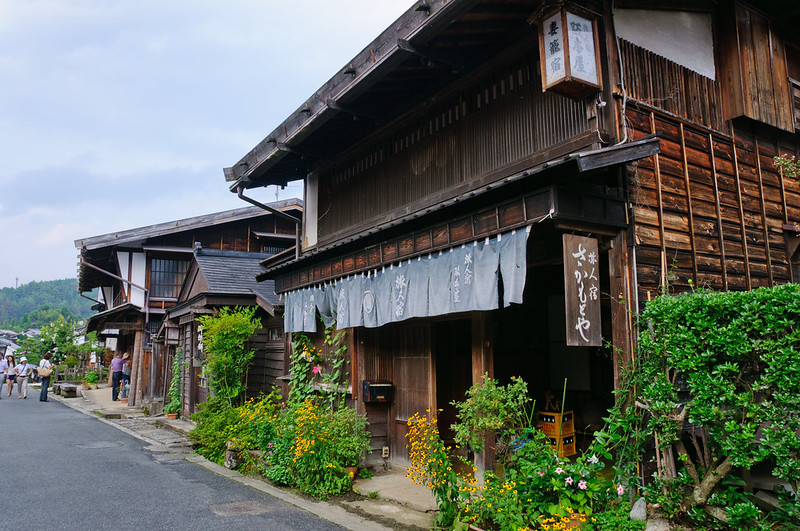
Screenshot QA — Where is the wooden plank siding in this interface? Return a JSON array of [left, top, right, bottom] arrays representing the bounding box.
[[619, 39, 725, 132], [316, 49, 595, 246], [150, 216, 297, 254], [277, 186, 626, 292], [245, 316, 286, 398], [626, 104, 800, 302], [716, 3, 794, 133]]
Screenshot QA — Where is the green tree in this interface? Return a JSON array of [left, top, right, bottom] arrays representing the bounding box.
[[18, 315, 98, 365], [0, 279, 95, 330], [197, 307, 261, 407]]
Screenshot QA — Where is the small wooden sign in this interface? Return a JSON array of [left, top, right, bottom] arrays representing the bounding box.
[[563, 234, 601, 346]]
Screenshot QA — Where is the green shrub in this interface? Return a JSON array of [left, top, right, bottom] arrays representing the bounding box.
[[164, 350, 182, 415], [189, 397, 240, 463], [450, 373, 531, 463], [265, 398, 370, 498], [197, 306, 260, 407], [595, 284, 800, 528], [584, 502, 645, 531]]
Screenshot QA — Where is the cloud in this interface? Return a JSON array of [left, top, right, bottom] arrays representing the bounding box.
[[0, 0, 410, 288]]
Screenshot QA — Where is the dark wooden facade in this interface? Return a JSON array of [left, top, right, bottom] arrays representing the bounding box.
[[229, 0, 800, 467], [77, 202, 301, 409]]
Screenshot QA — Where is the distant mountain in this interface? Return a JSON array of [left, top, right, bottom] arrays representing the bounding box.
[[0, 279, 95, 331]]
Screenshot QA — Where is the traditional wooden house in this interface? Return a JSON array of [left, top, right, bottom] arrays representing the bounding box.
[[225, 0, 800, 468], [75, 200, 302, 408], [159, 246, 285, 416]]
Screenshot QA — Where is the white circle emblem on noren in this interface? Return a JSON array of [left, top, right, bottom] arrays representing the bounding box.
[[363, 290, 375, 313]]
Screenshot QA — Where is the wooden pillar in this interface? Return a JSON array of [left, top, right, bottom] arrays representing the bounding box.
[[471, 312, 494, 475], [128, 330, 143, 406], [608, 231, 635, 391]]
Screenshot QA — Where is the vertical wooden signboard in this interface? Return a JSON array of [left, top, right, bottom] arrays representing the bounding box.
[[563, 234, 601, 346]]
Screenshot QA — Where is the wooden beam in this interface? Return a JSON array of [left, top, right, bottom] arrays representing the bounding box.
[[754, 136, 775, 285], [679, 123, 699, 285], [709, 134, 728, 290], [104, 322, 144, 331], [396, 38, 465, 71], [649, 113, 668, 289], [731, 127, 753, 290]]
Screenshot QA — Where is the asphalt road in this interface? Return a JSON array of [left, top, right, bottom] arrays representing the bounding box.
[[0, 394, 343, 530]]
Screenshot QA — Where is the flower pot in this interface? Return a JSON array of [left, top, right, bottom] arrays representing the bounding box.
[[166, 413, 178, 420], [120, 398, 128, 404], [346, 466, 358, 479]]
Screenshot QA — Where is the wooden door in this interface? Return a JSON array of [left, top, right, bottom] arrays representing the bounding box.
[[390, 323, 432, 465]]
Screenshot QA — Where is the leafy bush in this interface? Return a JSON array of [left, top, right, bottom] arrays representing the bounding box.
[[84, 370, 99, 385], [189, 324, 370, 500], [197, 306, 261, 406], [164, 350, 183, 415], [408, 377, 635, 530], [595, 284, 800, 528], [407, 411, 473, 527], [189, 397, 241, 463], [265, 398, 371, 498], [450, 373, 531, 462], [63, 354, 78, 367], [584, 502, 645, 531]]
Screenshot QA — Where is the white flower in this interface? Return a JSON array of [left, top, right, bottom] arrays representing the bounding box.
[[588, 454, 599, 464]]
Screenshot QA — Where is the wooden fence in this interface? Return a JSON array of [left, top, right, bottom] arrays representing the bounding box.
[[48, 366, 110, 384]]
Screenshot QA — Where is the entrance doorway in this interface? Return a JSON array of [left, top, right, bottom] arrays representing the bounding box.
[[434, 319, 472, 448]]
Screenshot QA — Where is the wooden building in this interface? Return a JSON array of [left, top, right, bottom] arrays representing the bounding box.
[[225, 0, 800, 468], [159, 247, 286, 416], [75, 200, 302, 409]]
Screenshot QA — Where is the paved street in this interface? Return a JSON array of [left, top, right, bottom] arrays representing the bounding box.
[[0, 394, 344, 530]]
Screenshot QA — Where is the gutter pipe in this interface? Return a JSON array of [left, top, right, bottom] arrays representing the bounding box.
[[236, 184, 302, 261]]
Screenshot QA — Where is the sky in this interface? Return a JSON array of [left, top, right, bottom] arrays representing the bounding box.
[[0, 0, 412, 289]]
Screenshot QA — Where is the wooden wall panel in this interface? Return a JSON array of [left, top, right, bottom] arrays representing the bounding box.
[[620, 39, 725, 131], [627, 105, 800, 305], [317, 50, 593, 245]]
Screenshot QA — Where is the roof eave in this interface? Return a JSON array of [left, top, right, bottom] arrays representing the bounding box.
[[225, 0, 485, 190]]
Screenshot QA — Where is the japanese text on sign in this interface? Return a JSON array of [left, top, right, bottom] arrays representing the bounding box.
[[563, 234, 601, 346]]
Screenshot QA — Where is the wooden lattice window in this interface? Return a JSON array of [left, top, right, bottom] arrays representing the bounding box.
[[150, 258, 189, 298]]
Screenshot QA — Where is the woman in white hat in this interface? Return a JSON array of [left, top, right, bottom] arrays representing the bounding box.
[[14, 356, 34, 399]]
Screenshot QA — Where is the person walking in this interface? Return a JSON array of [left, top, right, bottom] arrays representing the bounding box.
[[121, 353, 131, 398], [110, 352, 125, 401], [0, 353, 8, 399], [38, 352, 54, 402], [4, 353, 16, 397], [14, 356, 34, 399]]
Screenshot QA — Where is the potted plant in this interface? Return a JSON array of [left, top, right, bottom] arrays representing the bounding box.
[[84, 370, 99, 389]]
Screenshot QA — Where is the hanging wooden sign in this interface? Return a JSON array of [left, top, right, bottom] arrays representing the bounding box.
[[563, 234, 601, 346]]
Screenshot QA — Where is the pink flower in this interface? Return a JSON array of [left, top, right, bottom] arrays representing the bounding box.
[[555, 467, 564, 474], [578, 480, 588, 490], [537, 471, 545, 477], [565, 477, 574, 485], [312, 365, 322, 374], [617, 484, 625, 496]]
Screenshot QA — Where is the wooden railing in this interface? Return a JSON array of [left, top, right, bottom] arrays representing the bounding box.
[[48, 366, 110, 384]]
